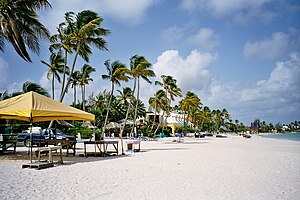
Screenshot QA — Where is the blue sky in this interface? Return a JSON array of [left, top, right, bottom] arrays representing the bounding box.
[[1, 0, 300, 125]]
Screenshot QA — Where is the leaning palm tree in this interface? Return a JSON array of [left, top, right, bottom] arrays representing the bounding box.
[[117, 87, 133, 154], [101, 59, 129, 139], [41, 51, 67, 99], [155, 75, 182, 131], [47, 10, 110, 129], [50, 20, 73, 99], [58, 10, 110, 102], [0, 0, 51, 62], [129, 55, 155, 137], [78, 64, 95, 111], [148, 89, 168, 132]]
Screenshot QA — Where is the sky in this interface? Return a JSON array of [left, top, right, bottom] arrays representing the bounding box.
[[1, 0, 300, 125]]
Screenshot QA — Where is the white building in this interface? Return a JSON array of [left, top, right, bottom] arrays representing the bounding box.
[[146, 111, 188, 134]]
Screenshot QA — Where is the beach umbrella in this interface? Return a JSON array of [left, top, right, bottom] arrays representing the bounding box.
[[105, 122, 121, 129], [117, 119, 133, 125], [82, 121, 98, 129], [0, 91, 95, 162]]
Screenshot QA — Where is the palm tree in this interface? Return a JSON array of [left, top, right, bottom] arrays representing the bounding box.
[[179, 91, 202, 127], [116, 87, 135, 154], [78, 64, 95, 111], [101, 59, 129, 138], [69, 70, 80, 106], [201, 106, 212, 132], [117, 87, 133, 107], [0, 90, 9, 100], [148, 89, 168, 132], [88, 90, 110, 128], [57, 10, 110, 102], [41, 51, 67, 99], [0, 0, 51, 62], [129, 55, 155, 137], [155, 75, 182, 131], [10, 81, 49, 97], [50, 20, 73, 99]]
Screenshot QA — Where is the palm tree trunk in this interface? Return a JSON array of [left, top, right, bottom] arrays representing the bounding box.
[[49, 45, 80, 129], [102, 82, 114, 139], [83, 85, 86, 111], [128, 78, 137, 137], [163, 90, 170, 131], [60, 50, 68, 99], [73, 86, 77, 106], [81, 85, 85, 111], [52, 75, 55, 99], [119, 101, 131, 155], [150, 104, 157, 131], [131, 77, 140, 137], [154, 111, 164, 135], [60, 45, 80, 102]]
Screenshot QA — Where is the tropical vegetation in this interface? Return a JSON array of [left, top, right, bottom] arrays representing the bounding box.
[[0, 0, 51, 62]]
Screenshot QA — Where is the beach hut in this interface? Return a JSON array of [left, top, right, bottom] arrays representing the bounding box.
[[0, 91, 95, 165]]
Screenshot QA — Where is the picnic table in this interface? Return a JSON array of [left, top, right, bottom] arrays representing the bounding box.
[[84, 140, 119, 157], [22, 146, 63, 170], [38, 139, 76, 156], [0, 134, 18, 154]]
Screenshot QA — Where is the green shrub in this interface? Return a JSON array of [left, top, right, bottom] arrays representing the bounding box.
[[65, 127, 101, 139]]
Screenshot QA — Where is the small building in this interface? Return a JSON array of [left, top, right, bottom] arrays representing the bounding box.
[[146, 112, 187, 135]]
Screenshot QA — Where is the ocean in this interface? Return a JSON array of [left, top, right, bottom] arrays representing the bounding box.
[[259, 133, 300, 141]]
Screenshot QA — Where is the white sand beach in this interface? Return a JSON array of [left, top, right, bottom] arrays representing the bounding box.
[[0, 135, 299, 200]]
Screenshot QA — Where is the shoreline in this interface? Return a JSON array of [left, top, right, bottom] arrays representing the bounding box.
[[1, 135, 299, 200]]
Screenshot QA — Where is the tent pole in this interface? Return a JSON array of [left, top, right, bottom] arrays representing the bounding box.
[[29, 120, 33, 163]]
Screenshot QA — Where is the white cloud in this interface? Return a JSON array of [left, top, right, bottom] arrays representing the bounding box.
[[43, 0, 156, 33], [161, 26, 184, 46], [99, 0, 155, 25], [244, 32, 290, 60], [206, 52, 300, 123], [147, 50, 300, 124], [186, 28, 219, 51], [151, 49, 217, 97], [0, 57, 9, 90]]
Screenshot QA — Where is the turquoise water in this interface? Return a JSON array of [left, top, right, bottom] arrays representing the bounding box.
[[260, 133, 300, 141]]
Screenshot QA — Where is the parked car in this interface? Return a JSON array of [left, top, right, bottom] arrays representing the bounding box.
[[18, 128, 75, 147], [194, 133, 205, 138], [174, 133, 182, 137], [204, 133, 213, 137], [216, 134, 227, 138]]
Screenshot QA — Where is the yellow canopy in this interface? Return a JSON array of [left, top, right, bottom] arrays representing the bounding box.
[[0, 91, 95, 122]]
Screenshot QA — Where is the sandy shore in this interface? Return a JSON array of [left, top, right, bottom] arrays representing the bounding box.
[[0, 135, 299, 200]]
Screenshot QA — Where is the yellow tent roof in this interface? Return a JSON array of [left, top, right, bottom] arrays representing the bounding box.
[[0, 91, 95, 122]]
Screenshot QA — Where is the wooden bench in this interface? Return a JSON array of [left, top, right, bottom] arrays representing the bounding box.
[[125, 140, 141, 152], [36, 146, 63, 164], [0, 134, 18, 154], [38, 139, 76, 156]]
